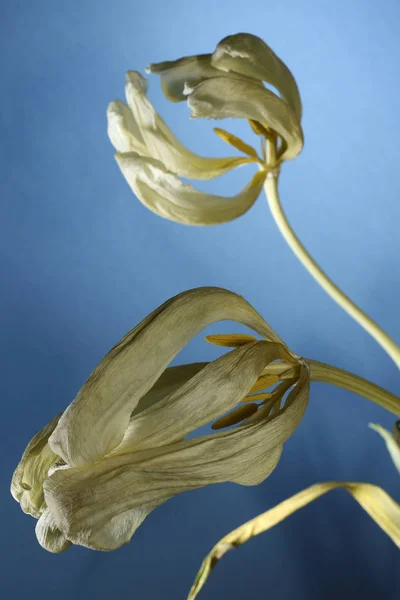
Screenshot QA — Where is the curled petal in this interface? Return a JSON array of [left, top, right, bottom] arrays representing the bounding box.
[[146, 54, 224, 102], [370, 423, 400, 475], [11, 413, 62, 518], [212, 33, 302, 121], [44, 366, 308, 550], [115, 152, 266, 225], [186, 76, 303, 161], [116, 341, 291, 453], [131, 362, 208, 418], [35, 508, 71, 553], [121, 71, 254, 179], [188, 481, 400, 599], [49, 287, 289, 467], [107, 99, 148, 154]]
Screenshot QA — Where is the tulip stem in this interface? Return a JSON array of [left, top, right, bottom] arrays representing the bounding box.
[[307, 359, 400, 416], [263, 175, 400, 369]]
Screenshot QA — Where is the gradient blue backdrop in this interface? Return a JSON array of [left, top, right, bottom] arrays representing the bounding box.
[[1, 1, 400, 598]]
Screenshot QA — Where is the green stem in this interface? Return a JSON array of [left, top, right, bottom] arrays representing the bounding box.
[[263, 175, 400, 369], [307, 359, 400, 416]]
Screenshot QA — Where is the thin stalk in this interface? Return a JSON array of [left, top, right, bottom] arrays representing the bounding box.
[[307, 359, 400, 416], [263, 174, 400, 368]]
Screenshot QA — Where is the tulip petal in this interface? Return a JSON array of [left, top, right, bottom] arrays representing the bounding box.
[[107, 99, 148, 154], [211, 33, 302, 121], [44, 365, 308, 550], [188, 481, 400, 599], [369, 423, 400, 475], [35, 508, 71, 553], [121, 71, 255, 179], [11, 413, 62, 518], [49, 287, 290, 467], [186, 76, 303, 161], [116, 341, 291, 453], [146, 54, 224, 102], [132, 362, 208, 418], [115, 152, 266, 225]]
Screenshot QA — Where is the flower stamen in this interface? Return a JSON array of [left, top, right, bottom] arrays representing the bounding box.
[[248, 374, 279, 394], [211, 403, 259, 430], [205, 333, 258, 347], [213, 127, 260, 160], [243, 392, 272, 403]]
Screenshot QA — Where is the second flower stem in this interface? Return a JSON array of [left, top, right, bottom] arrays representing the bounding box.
[[307, 359, 400, 417], [263, 175, 400, 369]]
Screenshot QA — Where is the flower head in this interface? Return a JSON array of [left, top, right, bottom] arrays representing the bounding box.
[[107, 33, 303, 225], [12, 287, 309, 552]]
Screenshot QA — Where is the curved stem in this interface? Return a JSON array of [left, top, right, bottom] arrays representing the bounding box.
[[307, 359, 400, 416], [263, 175, 400, 369]]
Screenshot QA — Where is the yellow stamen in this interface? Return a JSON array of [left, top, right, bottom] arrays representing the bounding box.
[[212, 403, 259, 430], [243, 392, 272, 402], [248, 119, 271, 137], [205, 334, 258, 348], [213, 128, 259, 159], [248, 374, 279, 394]]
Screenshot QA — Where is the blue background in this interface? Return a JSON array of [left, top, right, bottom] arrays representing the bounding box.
[[1, 1, 400, 598]]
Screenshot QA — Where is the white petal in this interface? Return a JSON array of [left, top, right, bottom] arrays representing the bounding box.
[[36, 508, 71, 553], [49, 287, 288, 467], [122, 71, 255, 179], [146, 54, 224, 102], [187, 76, 303, 161], [115, 151, 266, 225], [66, 502, 163, 551], [212, 33, 302, 121], [370, 423, 400, 475], [107, 100, 148, 154], [116, 341, 291, 453], [11, 413, 62, 518], [131, 362, 207, 418], [44, 366, 308, 549]]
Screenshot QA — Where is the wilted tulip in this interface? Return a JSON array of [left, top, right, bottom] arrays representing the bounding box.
[[107, 33, 303, 224], [11, 287, 309, 552]]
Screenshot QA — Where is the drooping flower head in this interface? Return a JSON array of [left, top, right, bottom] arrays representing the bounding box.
[[12, 287, 309, 552], [107, 33, 303, 225]]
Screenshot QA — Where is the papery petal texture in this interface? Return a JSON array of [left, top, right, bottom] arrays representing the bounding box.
[[370, 423, 400, 475], [211, 33, 302, 121], [35, 508, 71, 553], [108, 71, 254, 180], [187, 77, 303, 161], [115, 152, 266, 225], [43, 365, 308, 550], [11, 413, 62, 518], [146, 54, 228, 102], [116, 340, 291, 453], [49, 287, 289, 467]]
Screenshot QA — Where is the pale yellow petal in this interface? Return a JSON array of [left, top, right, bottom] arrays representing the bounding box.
[[35, 508, 71, 553], [116, 341, 290, 453], [49, 287, 288, 467], [122, 71, 254, 179], [212, 33, 302, 121], [369, 423, 400, 475], [107, 99, 148, 154], [131, 362, 208, 418], [11, 413, 62, 518], [44, 367, 308, 549], [146, 54, 224, 102], [186, 76, 303, 161], [188, 481, 400, 599], [115, 151, 266, 225]]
